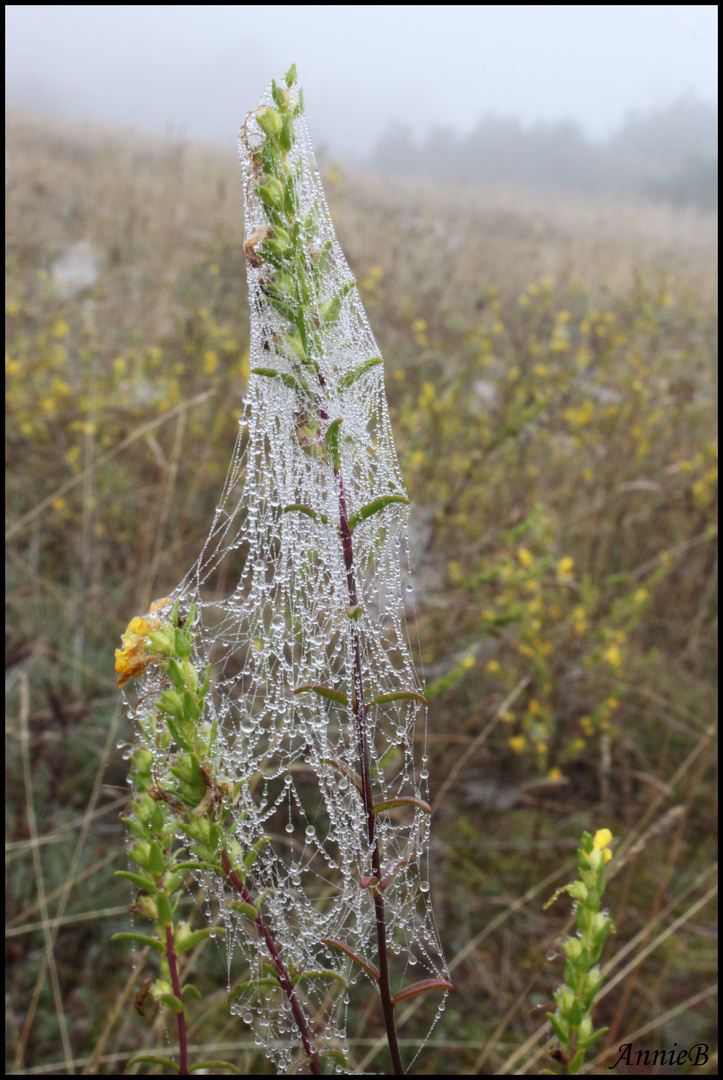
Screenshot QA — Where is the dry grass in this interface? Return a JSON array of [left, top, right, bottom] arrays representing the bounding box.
[[5, 108, 717, 1075]]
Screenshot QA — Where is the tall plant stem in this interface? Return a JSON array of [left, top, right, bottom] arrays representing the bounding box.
[[165, 925, 189, 1075], [329, 436, 405, 1073], [313, 376, 405, 1073], [220, 850, 321, 1075]]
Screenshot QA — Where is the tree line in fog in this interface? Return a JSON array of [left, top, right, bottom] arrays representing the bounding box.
[[370, 94, 717, 211]]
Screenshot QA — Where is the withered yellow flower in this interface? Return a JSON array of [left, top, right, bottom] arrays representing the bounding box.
[[114, 598, 171, 687]]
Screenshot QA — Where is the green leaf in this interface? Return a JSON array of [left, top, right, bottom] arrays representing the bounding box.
[[182, 983, 202, 1001], [279, 115, 295, 153], [568, 1048, 586, 1073], [321, 937, 380, 981], [128, 1056, 179, 1072], [271, 80, 286, 109], [158, 993, 184, 1015], [251, 367, 310, 397], [294, 684, 349, 706], [577, 1026, 608, 1052], [283, 503, 329, 525], [370, 690, 428, 707], [148, 840, 166, 877], [156, 891, 173, 928], [324, 418, 343, 469], [320, 282, 354, 331], [257, 178, 284, 208], [115, 869, 157, 892], [190, 1062, 241, 1075], [228, 901, 259, 921], [228, 976, 281, 1005], [348, 494, 409, 531], [110, 932, 165, 954], [175, 926, 225, 955], [244, 836, 271, 872], [372, 796, 432, 815], [547, 1011, 570, 1046], [391, 978, 453, 1007], [336, 356, 383, 392], [317, 1051, 348, 1068], [285, 62, 297, 87]]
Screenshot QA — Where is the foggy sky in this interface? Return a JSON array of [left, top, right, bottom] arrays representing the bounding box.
[[5, 5, 719, 162]]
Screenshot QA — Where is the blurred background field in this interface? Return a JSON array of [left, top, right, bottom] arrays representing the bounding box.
[[5, 109, 717, 1074]]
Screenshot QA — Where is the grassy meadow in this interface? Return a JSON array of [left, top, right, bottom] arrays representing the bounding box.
[[5, 108, 718, 1074]]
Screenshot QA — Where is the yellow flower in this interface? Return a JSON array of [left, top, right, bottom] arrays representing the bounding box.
[[508, 735, 526, 753], [517, 548, 534, 569], [485, 660, 500, 674], [593, 828, 613, 863], [602, 643, 622, 668], [556, 556, 574, 579], [114, 598, 171, 687]]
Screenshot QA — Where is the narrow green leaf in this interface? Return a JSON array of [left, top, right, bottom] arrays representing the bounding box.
[[271, 80, 285, 109], [228, 901, 259, 921], [348, 494, 409, 531], [244, 835, 271, 872], [324, 418, 343, 469], [320, 938, 380, 981], [182, 984, 202, 1001], [372, 796, 432, 815], [228, 976, 281, 1005], [320, 282, 354, 331], [392, 978, 453, 1007], [128, 1056, 180, 1072], [294, 684, 349, 706], [283, 503, 329, 525], [370, 690, 428, 707], [285, 329, 307, 362], [148, 840, 166, 877], [251, 368, 310, 397], [110, 932, 165, 954], [189, 1062, 241, 1075], [158, 993, 183, 1014], [175, 926, 225, 955], [336, 356, 383, 393], [317, 1051, 349, 1068], [547, 1011, 570, 1045], [114, 869, 157, 892]]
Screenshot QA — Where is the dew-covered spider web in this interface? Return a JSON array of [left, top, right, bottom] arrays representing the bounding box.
[[133, 69, 450, 1073]]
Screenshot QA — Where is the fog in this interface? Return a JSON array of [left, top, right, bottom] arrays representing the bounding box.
[[5, 5, 718, 163]]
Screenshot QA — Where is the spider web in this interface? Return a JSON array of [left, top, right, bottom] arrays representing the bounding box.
[[136, 71, 449, 1073]]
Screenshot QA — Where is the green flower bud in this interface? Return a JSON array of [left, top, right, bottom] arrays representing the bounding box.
[[156, 890, 173, 928], [578, 1016, 593, 1043], [568, 880, 588, 903], [563, 936, 583, 961], [257, 108, 283, 138], [258, 178, 284, 208]]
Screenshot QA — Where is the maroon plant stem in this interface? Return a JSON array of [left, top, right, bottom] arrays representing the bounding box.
[[221, 849, 321, 1075], [336, 468, 405, 1076], [165, 924, 188, 1075]]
